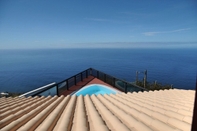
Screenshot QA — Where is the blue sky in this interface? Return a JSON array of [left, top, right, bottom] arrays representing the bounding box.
[[0, 0, 197, 49]]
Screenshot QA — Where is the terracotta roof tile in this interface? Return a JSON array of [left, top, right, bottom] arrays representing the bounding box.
[[0, 89, 195, 131]]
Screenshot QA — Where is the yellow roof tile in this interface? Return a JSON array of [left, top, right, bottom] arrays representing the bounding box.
[[0, 89, 195, 131]]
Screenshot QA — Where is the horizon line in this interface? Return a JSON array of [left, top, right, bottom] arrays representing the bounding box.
[[1, 42, 197, 50]]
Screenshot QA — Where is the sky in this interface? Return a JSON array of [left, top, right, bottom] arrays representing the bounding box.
[[0, 0, 197, 49]]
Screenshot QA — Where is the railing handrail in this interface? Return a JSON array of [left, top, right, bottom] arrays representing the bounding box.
[[28, 68, 91, 97], [58, 68, 90, 84], [18, 82, 56, 97], [21, 67, 148, 97], [90, 68, 147, 91]]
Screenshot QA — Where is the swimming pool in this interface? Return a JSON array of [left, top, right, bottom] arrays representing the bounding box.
[[73, 84, 120, 96]]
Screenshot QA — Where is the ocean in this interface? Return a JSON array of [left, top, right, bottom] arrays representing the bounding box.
[[0, 48, 196, 93]]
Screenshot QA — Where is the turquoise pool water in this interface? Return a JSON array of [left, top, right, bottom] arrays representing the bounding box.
[[74, 84, 119, 96]]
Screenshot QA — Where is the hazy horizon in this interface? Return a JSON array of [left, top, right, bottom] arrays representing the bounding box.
[[0, 42, 197, 50]]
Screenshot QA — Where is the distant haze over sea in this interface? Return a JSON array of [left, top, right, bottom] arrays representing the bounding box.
[[1, 42, 197, 50]]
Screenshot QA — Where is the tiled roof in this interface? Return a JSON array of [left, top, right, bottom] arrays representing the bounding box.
[[0, 89, 195, 131]]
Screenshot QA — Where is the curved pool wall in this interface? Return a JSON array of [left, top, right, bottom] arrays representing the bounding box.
[[73, 84, 120, 96]]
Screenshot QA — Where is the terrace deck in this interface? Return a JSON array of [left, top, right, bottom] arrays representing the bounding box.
[[59, 76, 122, 96]]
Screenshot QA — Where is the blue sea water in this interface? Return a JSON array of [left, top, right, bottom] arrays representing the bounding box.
[[0, 48, 196, 93]]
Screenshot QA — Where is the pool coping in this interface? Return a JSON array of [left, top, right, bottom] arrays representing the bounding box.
[[60, 77, 123, 96], [86, 78, 122, 92], [73, 84, 121, 96]]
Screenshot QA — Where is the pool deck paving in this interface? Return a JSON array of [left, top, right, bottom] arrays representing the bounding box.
[[60, 76, 122, 96], [87, 78, 122, 92]]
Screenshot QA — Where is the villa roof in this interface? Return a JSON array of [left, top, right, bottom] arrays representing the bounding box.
[[0, 89, 195, 131]]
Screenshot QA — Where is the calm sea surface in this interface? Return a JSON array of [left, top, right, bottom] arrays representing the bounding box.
[[0, 48, 196, 93]]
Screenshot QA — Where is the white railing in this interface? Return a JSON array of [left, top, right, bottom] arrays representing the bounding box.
[[18, 82, 56, 97]]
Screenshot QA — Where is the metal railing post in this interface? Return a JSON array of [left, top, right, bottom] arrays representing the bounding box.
[[56, 84, 59, 96], [113, 78, 116, 87], [74, 76, 76, 85], [86, 70, 88, 78], [125, 83, 128, 93], [97, 71, 99, 78], [90, 68, 92, 75], [81, 72, 83, 81], [66, 79, 69, 90]]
